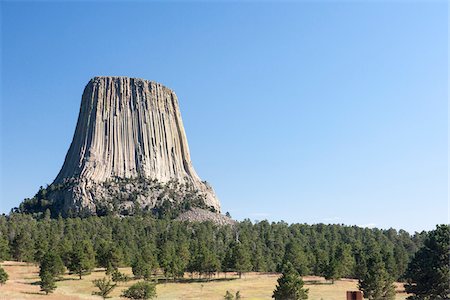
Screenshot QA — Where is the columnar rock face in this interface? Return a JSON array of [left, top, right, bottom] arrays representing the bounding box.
[[49, 76, 220, 215]]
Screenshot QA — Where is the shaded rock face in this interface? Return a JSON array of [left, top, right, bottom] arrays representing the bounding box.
[[49, 76, 220, 215]]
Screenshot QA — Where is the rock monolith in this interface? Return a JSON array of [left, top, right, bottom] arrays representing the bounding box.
[[46, 76, 220, 216]]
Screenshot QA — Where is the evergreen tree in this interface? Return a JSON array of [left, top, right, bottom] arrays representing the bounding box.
[[40, 270, 56, 294], [111, 269, 130, 282], [0, 210, 429, 288], [121, 281, 157, 299], [222, 246, 235, 275], [67, 241, 95, 279], [272, 262, 308, 300], [132, 257, 150, 279], [132, 252, 158, 280], [404, 224, 450, 300], [382, 246, 397, 281], [34, 234, 50, 263], [252, 243, 268, 272], [97, 242, 122, 273], [323, 258, 340, 284], [57, 238, 73, 267], [105, 262, 115, 276], [0, 266, 8, 285], [232, 242, 252, 279], [335, 244, 354, 278], [140, 243, 159, 279], [11, 231, 34, 262], [200, 245, 221, 279], [358, 241, 396, 300], [353, 242, 368, 279], [0, 235, 10, 261], [190, 241, 220, 279], [393, 244, 409, 280], [159, 240, 177, 279], [313, 248, 329, 276], [92, 277, 116, 299], [39, 252, 65, 279], [175, 239, 190, 278], [283, 242, 309, 276]]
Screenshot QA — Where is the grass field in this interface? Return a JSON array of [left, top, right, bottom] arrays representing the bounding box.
[[0, 261, 408, 300]]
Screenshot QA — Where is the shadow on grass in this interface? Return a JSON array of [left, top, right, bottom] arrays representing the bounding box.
[[2, 263, 35, 267], [29, 277, 78, 286], [305, 280, 334, 285], [21, 291, 44, 295], [56, 277, 80, 282], [155, 277, 239, 284]]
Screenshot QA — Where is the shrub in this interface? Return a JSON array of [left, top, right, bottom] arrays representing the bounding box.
[[121, 281, 157, 299]]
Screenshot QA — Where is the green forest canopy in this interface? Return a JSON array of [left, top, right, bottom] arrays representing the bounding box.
[[0, 212, 429, 282]]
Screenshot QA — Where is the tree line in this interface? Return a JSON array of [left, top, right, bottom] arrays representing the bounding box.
[[0, 212, 447, 299], [0, 212, 425, 280]]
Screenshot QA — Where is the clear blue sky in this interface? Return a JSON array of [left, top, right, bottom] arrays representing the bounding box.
[[0, 1, 447, 233]]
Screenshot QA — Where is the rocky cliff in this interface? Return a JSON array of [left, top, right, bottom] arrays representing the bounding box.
[[44, 76, 220, 216]]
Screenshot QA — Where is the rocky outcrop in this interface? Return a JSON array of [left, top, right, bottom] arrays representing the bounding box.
[[46, 76, 220, 215], [176, 208, 236, 226]]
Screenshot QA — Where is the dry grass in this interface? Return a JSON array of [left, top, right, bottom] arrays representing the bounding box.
[[0, 261, 408, 299]]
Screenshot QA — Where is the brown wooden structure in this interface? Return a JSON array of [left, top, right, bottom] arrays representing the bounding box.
[[346, 291, 363, 300]]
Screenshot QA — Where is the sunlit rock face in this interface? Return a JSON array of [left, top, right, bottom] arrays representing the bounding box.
[[49, 76, 220, 215]]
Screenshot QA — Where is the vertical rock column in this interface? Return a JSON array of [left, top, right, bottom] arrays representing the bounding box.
[[51, 76, 220, 214]]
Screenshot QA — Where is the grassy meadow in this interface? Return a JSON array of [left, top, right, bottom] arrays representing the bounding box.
[[0, 261, 408, 300]]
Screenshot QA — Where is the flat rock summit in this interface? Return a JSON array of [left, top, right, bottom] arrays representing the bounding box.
[[36, 76, 221, 217]]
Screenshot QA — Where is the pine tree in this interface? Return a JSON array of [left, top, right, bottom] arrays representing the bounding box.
[[40, 270, 56, 294], [283, 242, 309, 276], [97, 242, 122, 273], [335, 244, 354, 278], [232, 242, 252, 279], [0, 266, 8, 285], [140, 243, 159, 279], [160, 240, 176, 279], [272, 262, 308, 300], [34, 234, 49, 263], [393, 244, 409, 280], [189, 240, 220, 280], [324, 258, 340, 284], [92, 277, 116, 299], [68, 241, 95, 279], [11, 231, 34, 262], [223, 246, 235, 275], [175, 239, 190, 278], [404, 224, 450, 300], [358, 241, 396, 300], [132, 257, 149, 279], [313, 248, 329, 276], [121, 281, 157, 299], [252, 243, 268, 272], [0, 235, 10, 261], [132, 255, 157, 280], [39, 252, 65, 279], [111, 269, 130, 282], [201, 245, 221, 279]]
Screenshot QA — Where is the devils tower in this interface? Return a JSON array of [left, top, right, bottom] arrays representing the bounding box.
[[34, 76, 220, 216]]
